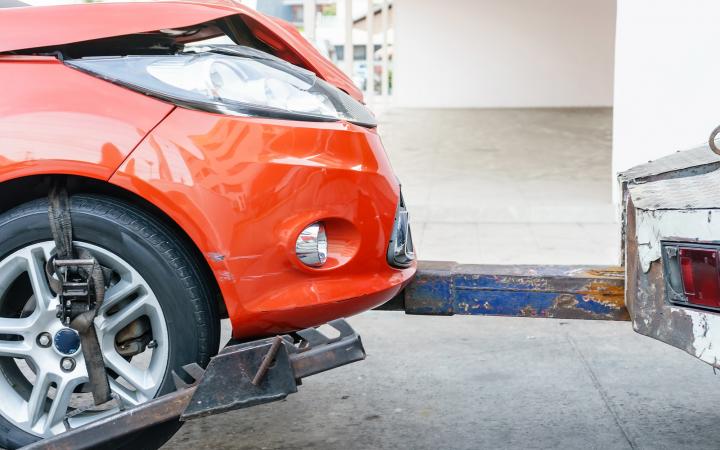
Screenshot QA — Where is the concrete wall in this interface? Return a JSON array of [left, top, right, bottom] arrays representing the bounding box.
[[612, 0, 720, 178], [393, 0, 616, 108]]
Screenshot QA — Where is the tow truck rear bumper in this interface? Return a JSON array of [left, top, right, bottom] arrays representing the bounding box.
[[620, 145, 720, 370]]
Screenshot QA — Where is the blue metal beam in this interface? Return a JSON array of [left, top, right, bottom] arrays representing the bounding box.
[[382, 261, 628, 321]]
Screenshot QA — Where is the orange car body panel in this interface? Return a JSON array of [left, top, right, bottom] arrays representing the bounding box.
[[0, 1, 414, 339], [110, 109, 415, 338], [0, 56, 174, 183]]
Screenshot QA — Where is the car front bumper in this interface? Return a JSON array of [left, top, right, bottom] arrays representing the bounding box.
[[110, 108, 417, 339]]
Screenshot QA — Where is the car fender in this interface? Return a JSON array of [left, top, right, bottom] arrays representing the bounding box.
[[0, 55, 174, 184]]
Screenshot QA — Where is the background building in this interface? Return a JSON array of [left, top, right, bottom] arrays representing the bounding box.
[[393, 0, 615, 109]]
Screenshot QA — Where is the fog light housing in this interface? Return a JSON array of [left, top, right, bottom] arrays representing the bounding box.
[[296, 222, 328, 267]]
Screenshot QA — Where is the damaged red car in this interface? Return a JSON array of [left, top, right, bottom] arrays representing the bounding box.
[[0, 1, 416, 447]]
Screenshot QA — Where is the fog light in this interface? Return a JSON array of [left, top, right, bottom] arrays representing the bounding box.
[[296, 222, 328, 267]]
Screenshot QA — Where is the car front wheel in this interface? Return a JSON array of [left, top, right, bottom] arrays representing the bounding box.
[[0, 194, 220, 449]]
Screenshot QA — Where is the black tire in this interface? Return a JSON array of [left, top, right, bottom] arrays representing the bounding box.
[[0, 194, 220, 450]]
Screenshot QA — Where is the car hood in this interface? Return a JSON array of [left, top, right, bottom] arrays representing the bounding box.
[[0, 0, 363, 102]]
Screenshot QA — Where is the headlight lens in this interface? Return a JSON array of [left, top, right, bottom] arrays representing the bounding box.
[[296, 222, 328, 268], [66, 45, 377, 127]]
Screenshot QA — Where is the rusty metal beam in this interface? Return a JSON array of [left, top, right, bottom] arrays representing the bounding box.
[[379, 261, 628, 321]]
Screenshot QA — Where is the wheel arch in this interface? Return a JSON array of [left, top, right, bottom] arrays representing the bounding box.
[[0, 173, 228, 319]]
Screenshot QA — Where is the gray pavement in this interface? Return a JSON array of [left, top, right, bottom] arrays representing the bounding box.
[[169, 312, 719, 450], [378, 108, 618, 265]]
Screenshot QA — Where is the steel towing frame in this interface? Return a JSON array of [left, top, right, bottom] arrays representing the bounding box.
[[24, 262, 628, 449], [380, 261, 628, 322], [25, 319, 366, 450]]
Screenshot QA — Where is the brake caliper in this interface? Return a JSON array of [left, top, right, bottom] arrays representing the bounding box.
[[116, 317, 154, 358]]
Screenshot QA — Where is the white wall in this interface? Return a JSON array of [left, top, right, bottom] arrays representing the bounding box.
[[613, 0, 720, 178], [393, 0, 616, 108]]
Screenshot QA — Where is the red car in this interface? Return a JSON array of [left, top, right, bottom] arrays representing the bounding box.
[[0, 1, 416, 447]]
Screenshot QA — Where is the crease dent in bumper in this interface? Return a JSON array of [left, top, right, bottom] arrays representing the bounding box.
[[110, 107, 414, 339]]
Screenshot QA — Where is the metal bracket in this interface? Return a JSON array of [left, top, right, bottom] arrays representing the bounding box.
[[54, 258, 96, 297], [181, 319, 365, 420], [22, 319, 366, 450], [51, 258, 97, 325]]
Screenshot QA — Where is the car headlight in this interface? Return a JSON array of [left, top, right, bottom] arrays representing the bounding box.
[[66, 45, 377, 128]]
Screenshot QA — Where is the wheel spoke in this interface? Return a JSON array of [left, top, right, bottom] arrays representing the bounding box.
[[26, 370, 51, 428], [98, 295, 149, 336], [0, 317, 38, 357], [0, 339, 32, 358], [104, 352, 155, 400], [0, 316, 36, 336], [23, 246, 54, 312], [99, 278, 143, 315], [44, 376, 83, 434], [108, 378, 143, 407]]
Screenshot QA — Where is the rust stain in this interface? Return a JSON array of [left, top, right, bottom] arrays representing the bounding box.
[[520, 305, 537, 317], [577, 278, 630, 320], [547, 293, 619, 320], [580, 279, 626, 309], [582, 266, 625, 279]]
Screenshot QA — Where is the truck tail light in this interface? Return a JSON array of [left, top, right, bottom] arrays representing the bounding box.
[[663, 242, 720, 309]]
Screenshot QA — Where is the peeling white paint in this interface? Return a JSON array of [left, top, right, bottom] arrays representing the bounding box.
[[673, 305, 720, 366], [635, 208, 720, 272], [633, 205, 720, 367]]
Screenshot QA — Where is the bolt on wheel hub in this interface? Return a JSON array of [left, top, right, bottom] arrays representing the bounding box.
[[36, 332, 52, 348]]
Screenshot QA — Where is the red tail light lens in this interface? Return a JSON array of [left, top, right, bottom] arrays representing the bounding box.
[[662, 242, 720, 309], [669, 246, 720, 308]]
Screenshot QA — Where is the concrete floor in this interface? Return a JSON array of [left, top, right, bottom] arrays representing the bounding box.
[[378, 108, 619, 265], [169, 312, 720, 450], [165, 109, 719, 450]]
